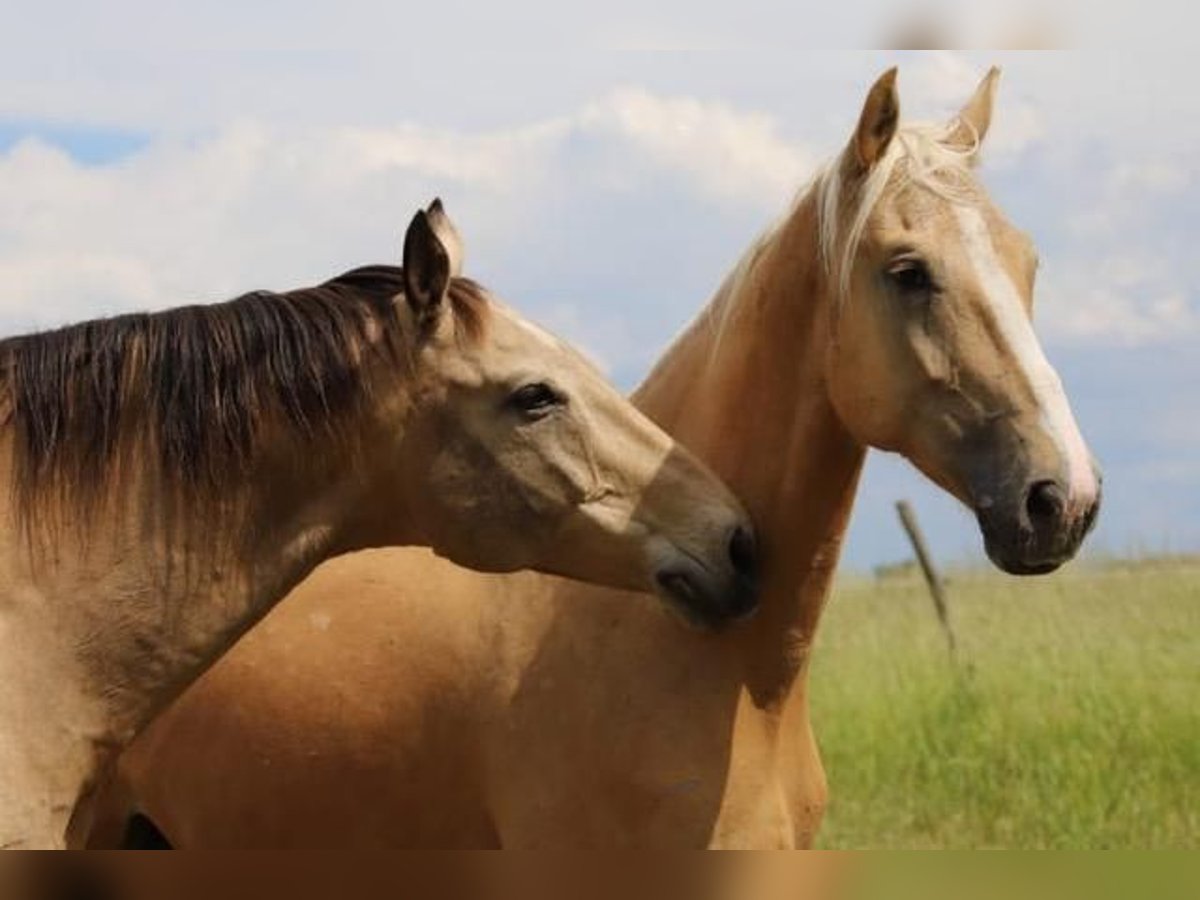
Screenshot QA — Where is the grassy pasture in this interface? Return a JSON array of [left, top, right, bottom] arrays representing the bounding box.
[[810, 557, 1199, 848]]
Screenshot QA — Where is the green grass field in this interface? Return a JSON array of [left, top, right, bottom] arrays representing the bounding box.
[[809, 557, 1199, 849]]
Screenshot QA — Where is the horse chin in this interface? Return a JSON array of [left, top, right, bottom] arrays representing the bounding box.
[[976, 509, 1081, 577], [653, 566, 758, 632], [983, 543, 1067, 576]]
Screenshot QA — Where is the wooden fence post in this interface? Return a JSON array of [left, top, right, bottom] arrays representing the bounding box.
[[895, 500, 957, 654]]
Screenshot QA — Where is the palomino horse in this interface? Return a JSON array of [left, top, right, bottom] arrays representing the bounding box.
[[95, 68, 1101, 849], [0, 201, 758, 850]]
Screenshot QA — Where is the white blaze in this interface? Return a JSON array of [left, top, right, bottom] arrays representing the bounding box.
[[954, 206, 1099, 514]]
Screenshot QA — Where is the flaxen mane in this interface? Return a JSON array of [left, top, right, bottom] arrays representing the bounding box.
[[702, 121, 982, 351], [815, 120, 981, 298], [0, 266, 489, 519]]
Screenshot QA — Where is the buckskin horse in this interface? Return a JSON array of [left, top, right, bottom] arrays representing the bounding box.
[[0, 201, 756, 849]]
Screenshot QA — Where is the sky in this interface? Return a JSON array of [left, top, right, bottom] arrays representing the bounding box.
[[0, 13, 1195, 571]]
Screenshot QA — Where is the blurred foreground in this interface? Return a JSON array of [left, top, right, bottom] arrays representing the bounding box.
[[3, 852, 1198, 900]]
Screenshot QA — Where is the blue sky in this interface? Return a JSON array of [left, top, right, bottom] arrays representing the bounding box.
[[0, 122, 148, 165], [0, 24, 1195, 570]]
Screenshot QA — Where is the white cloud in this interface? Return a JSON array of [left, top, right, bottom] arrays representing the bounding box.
[[2, 75, 1190, 361], [580, 88, 811, 206], [328, 120, 574, 188], [901, 52, 985, 111], [1037, 149, 1199, 348], [1039, 284, 1198, 347], [0, 90, 806, 348], [0, 253, 159, 326], [1039, 243, 1198, 347], [899, 51, 1043, 164], [1108, 161, 1192, 194]]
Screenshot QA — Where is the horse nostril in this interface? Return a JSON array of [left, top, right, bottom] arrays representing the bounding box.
[[1026, 480, 1066, 524], [728, 525, 758, 580]]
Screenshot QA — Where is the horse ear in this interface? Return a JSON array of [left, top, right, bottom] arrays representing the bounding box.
[[425, 198, 465, 278], [851, 67, 900, 173], [403, 208, 451, 329], [948, 66, 1001, 153]]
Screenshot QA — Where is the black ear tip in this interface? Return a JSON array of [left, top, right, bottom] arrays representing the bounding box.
[[404, 208, 433, 246], [428, 197, 445, 215]]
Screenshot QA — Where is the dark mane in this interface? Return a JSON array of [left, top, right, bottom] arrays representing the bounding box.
[[0, 265, 489, 520]]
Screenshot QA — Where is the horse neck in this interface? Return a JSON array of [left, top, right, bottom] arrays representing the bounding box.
[[8, 381, 417, 747], [635, 194, 866, 708]]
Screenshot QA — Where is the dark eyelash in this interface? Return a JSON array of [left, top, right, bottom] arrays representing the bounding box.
[[508, 383, 562, 418], [888, 260, 935, 293]]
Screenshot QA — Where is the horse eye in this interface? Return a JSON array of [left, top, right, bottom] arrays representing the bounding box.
[[508, 382, 563, 419], [887, 260, 934, 294]]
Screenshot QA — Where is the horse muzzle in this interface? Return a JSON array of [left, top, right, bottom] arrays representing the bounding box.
[[976, 472, 1102, 575]]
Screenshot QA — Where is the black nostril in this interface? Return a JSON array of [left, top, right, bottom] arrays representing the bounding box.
[[1026, 480, 1066, 523], [728, 525, 758, 580]]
